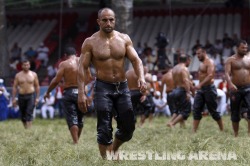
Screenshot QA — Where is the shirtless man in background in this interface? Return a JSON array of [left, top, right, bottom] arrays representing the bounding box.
[[167, 54, 192, 128], [161, 65, 185, 128], [44, 47, 88, 144], [192, 46, 223, 133], [78, 8, 146, 159], [225, 40, 250, 137], [126, 66, 152, 126], [12, 59, 40, 129]]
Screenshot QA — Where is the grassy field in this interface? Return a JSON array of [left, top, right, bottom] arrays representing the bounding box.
[[1, 115, 250, 166]]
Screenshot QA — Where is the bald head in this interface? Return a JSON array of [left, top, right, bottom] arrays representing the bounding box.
[[97, 8, 116, 34], [98, 8, 115, 19]]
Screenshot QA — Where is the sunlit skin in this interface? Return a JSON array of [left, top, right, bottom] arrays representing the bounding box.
[[167, 55, 191, 128], [12, 61, 40, 129], [195, 48, 215, 90], [78, 8, 146, 113], [193, 47, 223, 133], [77, 8, 146, 159], [225, 42, 250, 137], [12, 61, 40, 107], [44, 52, 84, 145]]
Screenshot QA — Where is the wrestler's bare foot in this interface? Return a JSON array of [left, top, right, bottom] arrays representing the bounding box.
[[167, 122, 175, 128]]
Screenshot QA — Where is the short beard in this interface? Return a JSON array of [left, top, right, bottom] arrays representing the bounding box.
[[238, 52, 246, 57], [103, 28, 113, 33]]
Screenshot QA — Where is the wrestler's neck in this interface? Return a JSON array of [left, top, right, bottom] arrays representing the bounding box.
[[99, 30, 115, 39], [236, 53, 245, 58], [22, 69, 30, 73], [67, 55, 76, 59]]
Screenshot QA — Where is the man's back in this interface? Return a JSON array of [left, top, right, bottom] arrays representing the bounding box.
[[126, 69, 139, 90], [172, 63, 188, 89], [161, 69, 174, 92], [60, 56, 79, 89]]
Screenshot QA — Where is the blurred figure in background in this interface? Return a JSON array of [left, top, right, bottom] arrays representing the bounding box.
[[41, 92, 55, 119], [0, 79, 10, 121]]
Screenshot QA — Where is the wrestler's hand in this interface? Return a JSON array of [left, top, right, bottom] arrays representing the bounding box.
[[78, 93, 89, 113], [186, 92, 191, 101], [138, 78, 147, 93], [35, 98, 39, 106], [228, 83, 237, 92], [140, 95, 146, 103], [43, 92, 50, 102], [195, 84, 202, 90], [12, 98, 17, 108]]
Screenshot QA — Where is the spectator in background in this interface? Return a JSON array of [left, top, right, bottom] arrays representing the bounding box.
[[218, 75, 229, 102], [10, 42, 22, 61], [55, 81, 64, 118], [47, 65, 56, 83], [0, 79, 10, 121], [222, 33, 233, 47], [41, 92, 55, 119], [9, 58, 19, 77], [24, 47, 37, 60], [144, 47, 157, 71], [217, 88, 228, 116], [152, 75, 161, 92], [232, 33, 240, 47], [153, 91, 170, 117], [29, 56, 38, 71], [135, 42, 144, 59], [222, 43, 234, 63], [214, 39, 223, 55], [173, 48, 182, 66], [8, 97, 20, 119], [204, 39, 214, 55], [37, 42, 49, 67], [210, 49, 224, 72]]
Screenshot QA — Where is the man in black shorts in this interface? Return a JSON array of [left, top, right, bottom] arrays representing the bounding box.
[[78, 8, 146, 159], [126, 67, 152, 119], [193, 46, 223, 133], [167, 54, 192, 128], [12, 60, 40, 129], [44, 47, 88, 144]]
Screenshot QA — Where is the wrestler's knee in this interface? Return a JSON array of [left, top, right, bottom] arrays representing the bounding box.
[[115, 124, 135, 142], [210, 112, 221, 121], [193, 110, 202, 120], [231, 114, 241, 122], [181, 110, 190, 120]]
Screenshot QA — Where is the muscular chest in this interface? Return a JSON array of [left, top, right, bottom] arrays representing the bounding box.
[[18, 74, 34, 85], [199, 63, 207, 73], [92, 39, 126, 60], [232, 59, 250, 70]]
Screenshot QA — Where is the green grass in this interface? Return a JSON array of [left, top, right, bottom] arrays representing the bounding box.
[[1, 115, 250, 166]]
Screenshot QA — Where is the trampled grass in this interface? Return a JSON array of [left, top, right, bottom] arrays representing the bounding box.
[[1, 115, 250, 166]]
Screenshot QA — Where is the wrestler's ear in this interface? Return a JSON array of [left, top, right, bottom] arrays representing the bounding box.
[[97, 18, 100, 26]]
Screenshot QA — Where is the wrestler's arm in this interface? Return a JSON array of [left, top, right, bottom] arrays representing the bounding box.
[[224, 57, 237, 91], [124, 34, 146, 91], [12, 74, 18, 107], [160, 75, 166, 98], [78, 38, 92, 112], [45, 63, 64, 98], [33, 72, 40, 105], [183, 68, 191, 94]]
